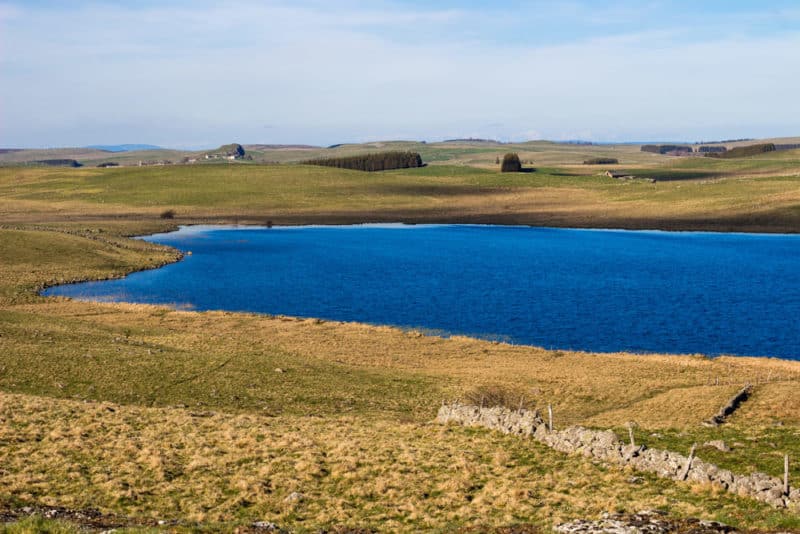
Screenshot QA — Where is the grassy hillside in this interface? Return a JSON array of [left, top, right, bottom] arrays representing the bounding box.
[[1, 151, 800, 232], [2, 145, 800, 531]]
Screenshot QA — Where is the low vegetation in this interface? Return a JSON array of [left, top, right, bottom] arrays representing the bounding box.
[[303, 151, 423, 172]]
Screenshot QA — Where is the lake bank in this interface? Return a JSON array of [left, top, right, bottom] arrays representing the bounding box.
[[44, 224, 800, 360]]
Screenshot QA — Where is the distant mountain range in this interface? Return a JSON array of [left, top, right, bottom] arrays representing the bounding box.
[[86, 144, 162, 152]]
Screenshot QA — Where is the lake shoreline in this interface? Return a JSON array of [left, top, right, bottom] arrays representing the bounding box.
[[6, 208, 800, 236], [44, 224, 800, 360]]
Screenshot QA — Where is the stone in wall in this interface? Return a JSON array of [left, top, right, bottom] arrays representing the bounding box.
[[436, 403, 799, 510]]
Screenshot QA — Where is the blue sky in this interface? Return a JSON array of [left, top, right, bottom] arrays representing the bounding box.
[[1, 1, 799, 148]]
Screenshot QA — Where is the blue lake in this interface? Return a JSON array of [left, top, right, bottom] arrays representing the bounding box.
[[45, 224, 800, 359]]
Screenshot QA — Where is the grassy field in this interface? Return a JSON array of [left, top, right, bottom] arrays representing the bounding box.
[[2, 142, 800, 531], [2, 146, 800, 232]]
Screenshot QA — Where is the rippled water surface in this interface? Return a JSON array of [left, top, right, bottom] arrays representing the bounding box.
[[45, 224, 800, 359]]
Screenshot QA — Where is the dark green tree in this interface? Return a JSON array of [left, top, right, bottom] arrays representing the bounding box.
[[303, 151, 423, 172], [500, 153, 522, 172]]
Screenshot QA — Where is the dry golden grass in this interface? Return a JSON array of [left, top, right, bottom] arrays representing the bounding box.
[[1, 391, 796, 532], [9, 295, 800, 428]]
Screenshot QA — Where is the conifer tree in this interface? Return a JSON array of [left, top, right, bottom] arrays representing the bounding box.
[[500, 153, 522, 172]]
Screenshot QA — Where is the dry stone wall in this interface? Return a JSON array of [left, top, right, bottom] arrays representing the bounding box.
[[436, 403, 800, 509]]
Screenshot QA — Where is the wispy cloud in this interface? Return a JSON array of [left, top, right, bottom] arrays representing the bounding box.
[[1, 0, 798, 147]]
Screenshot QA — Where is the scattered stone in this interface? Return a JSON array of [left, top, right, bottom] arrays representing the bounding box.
[[555, 511, 736, 534], [703, 440, 731, 452], [0, 504, 156, 530], [285, 491, 304, 503], [251, 520, 282, 531]]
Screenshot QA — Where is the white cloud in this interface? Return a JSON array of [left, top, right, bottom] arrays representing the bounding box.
[[0, 1, 798, 147]]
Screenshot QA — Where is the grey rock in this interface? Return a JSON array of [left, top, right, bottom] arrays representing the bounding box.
[[703, 440, 731, 452], [285, 491, 304, 503], [252, 521, 282, 531]]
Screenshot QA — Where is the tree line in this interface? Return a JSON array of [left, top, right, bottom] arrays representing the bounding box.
[[706, 143, 776, 159], [641, 145, 693, 154], [583, 157, 619, 164], [303, 151, 423, 172]]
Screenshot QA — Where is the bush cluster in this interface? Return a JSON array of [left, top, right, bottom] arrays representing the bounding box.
[[304, 151, 423, 172], [464, 384, 536, 410], [706, 143, 776, 159], [500, 153, 522, 172], [583, 157, 619, 165]]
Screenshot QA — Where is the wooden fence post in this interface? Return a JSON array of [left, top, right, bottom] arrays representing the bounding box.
[[628, 423, 636, 448], [548, 404, 553, 432], [785, 454, 790, 496]]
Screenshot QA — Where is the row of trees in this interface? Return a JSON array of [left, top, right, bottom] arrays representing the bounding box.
[[641, 145, 692, 154], [706, 143, 776, 159], [32, 159, 82, 167], [583, 157, 619, 165], [304, 151, 423, 172]]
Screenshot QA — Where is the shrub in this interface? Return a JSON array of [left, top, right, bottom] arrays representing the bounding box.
[[464, 384, 536, 410], [500, 153, 522, 172], [160, 209, 176, 219], [583, 157, 619, 165], [303, 151, 423, 172]]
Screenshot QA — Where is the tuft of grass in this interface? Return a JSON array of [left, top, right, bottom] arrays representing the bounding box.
[[464, 384, 537, 411]]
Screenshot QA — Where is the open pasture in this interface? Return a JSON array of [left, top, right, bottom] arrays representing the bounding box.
[[2, 143, 800, 531]]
